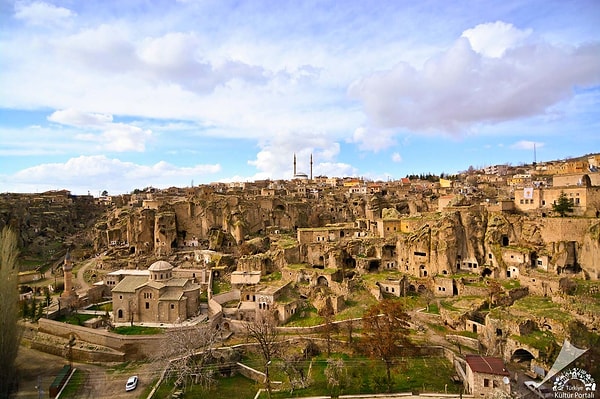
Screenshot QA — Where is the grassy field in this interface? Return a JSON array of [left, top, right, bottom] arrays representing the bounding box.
[[153, 354, 459, 399]]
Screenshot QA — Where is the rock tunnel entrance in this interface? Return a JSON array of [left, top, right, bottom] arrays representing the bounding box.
[[511, 348, 535, 363]]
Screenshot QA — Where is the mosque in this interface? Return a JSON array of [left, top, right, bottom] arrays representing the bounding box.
[[293, 153, 313, 181]]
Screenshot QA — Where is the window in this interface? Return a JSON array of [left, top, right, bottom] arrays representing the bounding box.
[[118, 309, 123, 318], [119, 295, 123, 300], [145, 302, 150, 309], [484, 378, 490, 388], [170, 304, 175, 309]]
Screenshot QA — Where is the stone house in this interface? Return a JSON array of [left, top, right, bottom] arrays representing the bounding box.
[[112, 260, 201, 324], [433, 276, 454, 297], [513, 174, 600, 216], [296, 224, 360, 245], [465, 354, 511, 397]]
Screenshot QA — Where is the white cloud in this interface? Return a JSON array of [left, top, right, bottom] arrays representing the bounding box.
[[316, 162, 357, 178], [349, 26, 600, 134], [392, 153, 402, 163], [510, 140, 544, 150], [351, 127, 396, 152], [48, 109, 152, 152], [48, 108, 113, 127], [8, 155, 220, 194], [14, 1, 75, 26], [462, 21, 532, 58], [102, 125, 152, 152]]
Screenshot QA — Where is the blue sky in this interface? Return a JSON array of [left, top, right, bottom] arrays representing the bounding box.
[[1, 0, 599, 195]]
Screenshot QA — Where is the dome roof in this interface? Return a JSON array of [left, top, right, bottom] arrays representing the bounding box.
[[148, 260, 174, 272]]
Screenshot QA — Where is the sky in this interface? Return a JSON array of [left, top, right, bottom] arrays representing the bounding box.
[[1, 0, 599, 195]]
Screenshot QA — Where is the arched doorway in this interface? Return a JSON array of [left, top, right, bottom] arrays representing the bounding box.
[[317, 276, 329, 286], [511, 348, 535, 363]]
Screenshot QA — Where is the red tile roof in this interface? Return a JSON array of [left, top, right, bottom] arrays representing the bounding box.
[[466, 355, 510, 376]]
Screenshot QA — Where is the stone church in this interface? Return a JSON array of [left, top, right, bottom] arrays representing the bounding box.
[[112, 260, 201, 324]]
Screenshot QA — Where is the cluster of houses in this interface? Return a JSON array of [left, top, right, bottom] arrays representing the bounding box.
[[68, 153, 600, 398]]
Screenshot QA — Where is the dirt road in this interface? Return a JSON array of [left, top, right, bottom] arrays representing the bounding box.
[[13, 345, 160, 399]]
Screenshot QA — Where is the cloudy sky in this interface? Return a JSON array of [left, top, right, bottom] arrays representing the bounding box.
[[1, 0, 599, 195]]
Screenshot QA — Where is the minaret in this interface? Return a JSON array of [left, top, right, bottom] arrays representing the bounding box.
[[63, 251, 73, 294], [293, 153, 297, 177], [310, 154, 313, 180]]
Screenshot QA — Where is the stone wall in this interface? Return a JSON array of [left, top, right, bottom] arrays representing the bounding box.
[[38, 318, 166, 360]]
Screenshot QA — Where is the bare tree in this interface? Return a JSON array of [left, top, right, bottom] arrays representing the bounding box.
[[245, 311, 280, 363], [361, 299, 411, 392], [318, 299, 337, 356], [0, 227, 21, 399], [245, 311, 280, 398], [280, 351, 310, 394], [158, 323, 220, 393], [324, 358, 347, 398]]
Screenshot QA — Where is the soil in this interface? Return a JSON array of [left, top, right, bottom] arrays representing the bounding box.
[[13, 344, 160, 399]]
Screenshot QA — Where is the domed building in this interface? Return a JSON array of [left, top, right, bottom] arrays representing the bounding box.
[[112, 260, 201, 324]]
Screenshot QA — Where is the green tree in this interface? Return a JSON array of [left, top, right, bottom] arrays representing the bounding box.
[[361, 299, 412, 392], [553, 191, 574, 217], [0, 227, 21, 398]]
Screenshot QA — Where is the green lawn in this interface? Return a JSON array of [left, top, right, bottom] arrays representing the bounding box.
[[113, 325, 164, 335], [156, 374, 259, 399], [264, 355, 459, 398], [55, 313, 98, 325], [57, 369, 85, 399]]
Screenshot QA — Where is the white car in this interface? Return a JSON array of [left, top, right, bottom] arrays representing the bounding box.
[[524, 381, 553, 399], [125, 375, 138, 392]]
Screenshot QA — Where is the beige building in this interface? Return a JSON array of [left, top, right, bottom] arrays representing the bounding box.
[[465, 355, 511, 397], [514, 185, 600, 216], [112, 260, 201, 324]]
